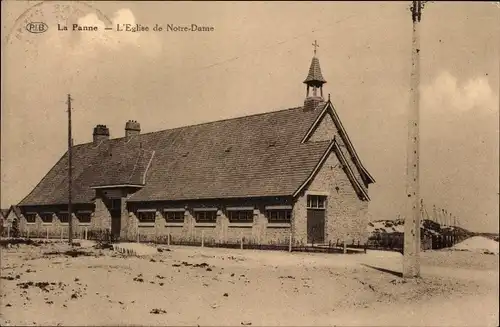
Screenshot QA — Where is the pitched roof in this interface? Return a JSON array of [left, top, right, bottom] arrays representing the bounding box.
[[19, 105, 330, 206], [1, 208, 9, 218], [5, 206, 22, 220], [302, 101, 375, 185], [304, 56, 326, 85]]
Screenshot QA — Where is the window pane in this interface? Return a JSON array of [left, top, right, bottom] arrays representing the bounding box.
[[78, 212, 91, 223], [267, 210, 291, 222], [41, 214, 52, 222], [228, 210, 252, 222], [195, 211, 216, 222], [59, 213, 69, 223], [25, 214, 36, 222], [138, 211, 155, 222]]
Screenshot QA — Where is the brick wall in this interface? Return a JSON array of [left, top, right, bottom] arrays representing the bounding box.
[[17, 205, 94, 239], [307, 109, 368, 192], [92, 197, 111, 231], [293, 151, 369, 245], [265, 227, 291, 245], [308, 113, 336, 142], [124, 198, 292, 244]]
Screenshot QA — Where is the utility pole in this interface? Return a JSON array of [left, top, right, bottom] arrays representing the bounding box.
[[403, 0, 423, 279], [450, 213, 458, 244], [67, 94, 73, 245], [432, 205, 438, 224]]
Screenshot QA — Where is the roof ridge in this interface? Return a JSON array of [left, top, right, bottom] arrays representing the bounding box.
[[76, 106, 304, 146]]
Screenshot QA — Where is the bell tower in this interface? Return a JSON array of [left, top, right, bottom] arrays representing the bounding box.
[[303, 40, 327, 111]]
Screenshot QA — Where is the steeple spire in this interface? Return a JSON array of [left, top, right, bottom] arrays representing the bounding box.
[[312, 40, 319, 55], [303, 40, 327, 111]]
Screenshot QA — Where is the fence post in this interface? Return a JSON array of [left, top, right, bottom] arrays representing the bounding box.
[[240, 232, 243, 250], [137, 231, 140, 243], [46, 227, 49, 240], [167, 233, 170, 246], [85, 227, 88, 240], [60, 227, 63, 241], [7, 225, 10, 238], [343, 238, 347, 254], [288, 230, 292, 253], [201, 230, 205, 248]]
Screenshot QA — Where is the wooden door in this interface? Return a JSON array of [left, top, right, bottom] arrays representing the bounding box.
[[110, 209, 121, 241], [307, 209, 325, 244]]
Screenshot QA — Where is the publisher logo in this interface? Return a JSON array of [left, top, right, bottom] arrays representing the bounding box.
[[25, 22, 48, 34]]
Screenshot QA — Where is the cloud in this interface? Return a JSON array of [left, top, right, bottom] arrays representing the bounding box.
[[75, 9, 139, 52], [422, 71, 499, 114]]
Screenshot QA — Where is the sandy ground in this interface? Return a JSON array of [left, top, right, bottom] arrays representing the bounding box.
[[0, 240, 498, 326], [452, 236, 500, 254]]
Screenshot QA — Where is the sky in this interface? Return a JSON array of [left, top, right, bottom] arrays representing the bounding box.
[[1, 1, 498, 232]]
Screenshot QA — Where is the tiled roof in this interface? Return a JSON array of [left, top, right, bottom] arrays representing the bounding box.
[[5, 206, 22, 220], [19, 105, 329, 206], [304, 57, 326, 84], [0, 209, 9, 218]]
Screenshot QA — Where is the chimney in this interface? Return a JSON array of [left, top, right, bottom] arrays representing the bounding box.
[[93, 125, 109, 145], [125, 120, 141, 141]]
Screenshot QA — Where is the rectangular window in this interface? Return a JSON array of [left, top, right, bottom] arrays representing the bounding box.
[[40, 212, 53, 223], [25, 213, 36, 223], [109, 199, 121, 210], [307, 195, 326, 209], [228, 210, 253, 223], [266, 210, 292, 223], [77, 212, 91, 223], [58, 212, 69, 223], [164, 211, 184, 222], [195, 211, 217, 223], [137, 211, 156, 222]]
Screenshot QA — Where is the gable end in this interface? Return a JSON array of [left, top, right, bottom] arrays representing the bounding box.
[[301, 100, 375, 185], [293, 137, 370, 201]]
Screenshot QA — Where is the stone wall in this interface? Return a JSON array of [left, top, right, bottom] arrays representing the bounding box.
[[293, 150, 369, 245], [307, 108, 368, 191], [91, 197, 111, 231], [122, 198, 293, 244], [17, 205, 94, 239]]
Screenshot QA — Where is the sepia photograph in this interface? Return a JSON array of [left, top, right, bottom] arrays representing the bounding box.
[[1, 1, 498, 326]]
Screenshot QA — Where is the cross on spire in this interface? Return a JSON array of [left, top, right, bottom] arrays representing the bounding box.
[[312, 40, 319, 55]]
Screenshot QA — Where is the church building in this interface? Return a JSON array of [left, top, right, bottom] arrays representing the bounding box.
[[17, 48, 375, 246]]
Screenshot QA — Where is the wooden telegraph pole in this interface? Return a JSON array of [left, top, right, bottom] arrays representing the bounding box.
[[403, 0, 423, 278], [67, 94, 73, 245]]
